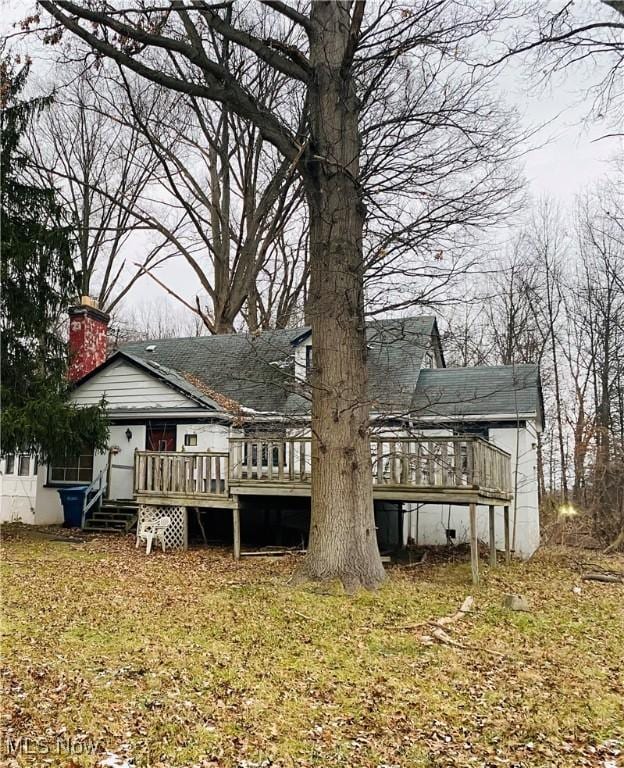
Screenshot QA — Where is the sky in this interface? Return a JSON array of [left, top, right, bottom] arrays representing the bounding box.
[[2, 0, 620, 325]]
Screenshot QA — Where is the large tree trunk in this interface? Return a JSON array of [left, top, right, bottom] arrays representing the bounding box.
[[294, 1, 386, 592]]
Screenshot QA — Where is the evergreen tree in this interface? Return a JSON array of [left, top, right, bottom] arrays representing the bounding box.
[[1, 59, 108, 460]]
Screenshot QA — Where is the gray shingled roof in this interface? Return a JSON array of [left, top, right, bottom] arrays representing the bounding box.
[[118, 320, 542, 423], [411, 365, 542, 421], [121, 316, 437, 414]]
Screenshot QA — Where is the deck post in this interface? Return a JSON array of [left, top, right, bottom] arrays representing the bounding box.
[[469, 502, 479, 585], [232, 502, 241, 561], [488, 505, 496, 568], [503, 505, 511, 564]]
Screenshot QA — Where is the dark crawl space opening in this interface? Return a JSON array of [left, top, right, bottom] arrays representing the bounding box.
[[186, 498, 403, 553]]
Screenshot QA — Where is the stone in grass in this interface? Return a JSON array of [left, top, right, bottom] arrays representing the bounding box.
[[503, 593, 530, 612]]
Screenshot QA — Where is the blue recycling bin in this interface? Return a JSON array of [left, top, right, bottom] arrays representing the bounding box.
[[57, 486, 88, 528]]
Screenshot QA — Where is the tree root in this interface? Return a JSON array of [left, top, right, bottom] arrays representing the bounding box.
[[289, 563, 386, 593]]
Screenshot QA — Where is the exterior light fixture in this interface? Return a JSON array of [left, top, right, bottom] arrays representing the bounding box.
[[125, 428, 132, 442]]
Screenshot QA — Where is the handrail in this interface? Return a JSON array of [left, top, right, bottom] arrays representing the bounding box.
[[81, 469, 107, 528]]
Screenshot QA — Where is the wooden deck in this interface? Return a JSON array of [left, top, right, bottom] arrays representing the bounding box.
[[133, 435, 512, 507], [132, 435, 513, 582]]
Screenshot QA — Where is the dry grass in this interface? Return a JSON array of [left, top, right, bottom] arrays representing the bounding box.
[[1, 524, 623, 768]]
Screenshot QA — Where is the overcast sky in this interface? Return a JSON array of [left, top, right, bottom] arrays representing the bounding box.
[[2, 0, 620, 325]]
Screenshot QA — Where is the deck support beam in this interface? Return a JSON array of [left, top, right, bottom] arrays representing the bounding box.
[[489, 505, 496, 568], [469, 502, 479, 585], [232, 503, 241, 561], [503, 505, 511, 564]]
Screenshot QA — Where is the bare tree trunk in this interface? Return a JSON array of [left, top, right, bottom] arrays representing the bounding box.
[[294, 1, 385, 592]]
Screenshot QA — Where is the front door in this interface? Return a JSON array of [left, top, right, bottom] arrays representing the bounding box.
[[146, 425, 177, 452], [107, 425, 146, 500]]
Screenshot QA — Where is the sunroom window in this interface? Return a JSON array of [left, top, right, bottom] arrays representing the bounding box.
[[49, 454, 94, 484], [17, 455, 30, 476]]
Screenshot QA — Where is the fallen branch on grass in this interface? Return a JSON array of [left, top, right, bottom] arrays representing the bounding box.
[[413, 596, 505, 657], [420, 627, 507, 657], [393, 596, 474, 632], [240, 548, 306, 557], [582, 572, 624, 584], [436, 596, 474, 625]]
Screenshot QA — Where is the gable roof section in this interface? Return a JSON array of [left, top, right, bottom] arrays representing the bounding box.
[[71, 351, 225, 412], [122, 327, 301, 413], [411, 365, 543, 424], [120, 316, 438, 415]]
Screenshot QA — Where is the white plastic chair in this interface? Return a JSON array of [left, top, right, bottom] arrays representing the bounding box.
[[136, 515, 171, 554]]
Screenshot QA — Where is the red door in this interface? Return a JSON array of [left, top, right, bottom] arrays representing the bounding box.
[[146, 425, 176, 452]]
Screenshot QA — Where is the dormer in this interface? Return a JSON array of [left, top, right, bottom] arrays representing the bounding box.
[[291, 328, 312, 382], [290, 317, 445, 385], [428, 320, 446, 369]]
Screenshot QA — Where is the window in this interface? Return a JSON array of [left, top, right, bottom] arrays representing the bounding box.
[[455, 425, 489, 441], [244, 442, 286, 467], [4, 454, 15, 474], [184, 434, 198, 447], [18, 455, 30, 476], [424, 352, 434, 368], [49, 454, 94, 483]]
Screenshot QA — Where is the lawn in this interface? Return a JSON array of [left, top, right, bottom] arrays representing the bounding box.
[[1, 525, 623, 768]]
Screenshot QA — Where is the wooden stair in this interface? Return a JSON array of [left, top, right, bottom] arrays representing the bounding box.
[[83, 500, 138, 533]]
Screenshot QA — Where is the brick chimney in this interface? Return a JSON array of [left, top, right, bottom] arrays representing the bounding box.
[[68, 296, 110, 382]]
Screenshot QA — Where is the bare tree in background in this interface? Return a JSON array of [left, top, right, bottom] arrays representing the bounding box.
[[113, 298, 209, 343], [107, 35, 309, 334], [525, 201, 569, 503], [575, 184, 624, 549], [485, 239, 546, 367], [26, 67, 166, 313], [493, 1, 624, 137]]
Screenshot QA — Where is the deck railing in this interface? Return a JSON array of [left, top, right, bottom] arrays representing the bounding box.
[[134, 451, 229, 498], [371, 436, 511, 494], [229, 437, 312, 483], [134, 435, 512, 500], [229, 435, 512, 496]]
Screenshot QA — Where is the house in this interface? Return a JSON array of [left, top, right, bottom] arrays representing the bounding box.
[[0, 453, 38, 523], [27, 298, 543, 560]]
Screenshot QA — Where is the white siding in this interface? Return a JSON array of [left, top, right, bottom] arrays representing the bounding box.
[[33, 466, 63, 524], [404, 421, 540, 558], [293, 340, 311, 382], [1, 455, 37, 523], [108, 426, 145, 499], [70, 359, 197, 410], [176, 423, 231, 453]]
